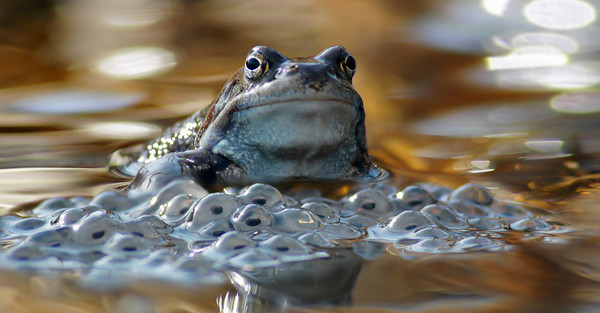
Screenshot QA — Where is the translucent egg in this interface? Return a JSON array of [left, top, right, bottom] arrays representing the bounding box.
[[489, 201, 531, 219], [414, 227, 458, 240], [396, 186, 436, 210], [468, 218, 503, 230], [53, 207, 88, 226], [188, 193, 238, 230], [32, 197, 73, 216], [228, 250, 280, 268], [353, 241, 386, 260], [159, 194, 196, 224], [387, 211, 435, 233], [373, 184, 398, 196], [406, 238, 452, 253], [344, 189, 393, 216], [321, 223, 363, 239], [7, 245, 48, 261], [510, 218, 553, 231], [230, 204, 273, 232], [237, 184, 285, 210], [29, 228, 72, 247], [120, 220, 160, 239], [301, 202, 340, 223], [449, 184, 494, 205], [298, 232, 336, 248], [454, 237, 502, 252], [138, 179, 208, 215], [341, 214, 378, 228], [209, 232, 256, 258], [273, 208, 323, 233], [448, 200, 491, 218], [420, 204, 468, 229], [259, 234, 310, 255], [196, 220, 233, 239], [105, 233, 150, 255], [90, 190, 132, 211], [72, 213, 118, 245], [13, 218, 46, 231]]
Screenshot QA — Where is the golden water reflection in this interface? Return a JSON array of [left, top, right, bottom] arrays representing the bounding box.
[[1, 0, 600, 312]]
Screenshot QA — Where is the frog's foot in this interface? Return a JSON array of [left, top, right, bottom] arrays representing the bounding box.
[[128, 149, 249, 196]]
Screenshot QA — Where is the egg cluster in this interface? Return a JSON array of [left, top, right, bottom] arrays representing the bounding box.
[[0, 181, 558, 289]]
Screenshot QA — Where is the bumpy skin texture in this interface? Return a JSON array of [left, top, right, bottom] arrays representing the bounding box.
[[131, 46, 375, 191]]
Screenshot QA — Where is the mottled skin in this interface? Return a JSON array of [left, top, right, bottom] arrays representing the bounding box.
[[130, 46, 378, 192]]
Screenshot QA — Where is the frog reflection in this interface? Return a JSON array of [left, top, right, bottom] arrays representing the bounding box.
[[130, 46, 381, 192]]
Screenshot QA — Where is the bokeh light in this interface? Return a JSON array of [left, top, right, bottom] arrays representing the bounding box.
[[486, 46, 569, 70], [482, 0, 511, 16], [83, 122, 161, 139], [100, 0, 173, 28], [551, 91, 600, 113], [524, 0, 596, 30], [95, 46, 177, 79]]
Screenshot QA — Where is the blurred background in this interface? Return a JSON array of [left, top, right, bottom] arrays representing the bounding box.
[[1, 0, 600, 312]]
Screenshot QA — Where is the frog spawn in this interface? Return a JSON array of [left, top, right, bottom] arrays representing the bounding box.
[[0, 181, 560, 288]]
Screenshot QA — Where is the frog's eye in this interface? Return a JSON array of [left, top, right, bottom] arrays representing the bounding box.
[[245, 54, 267, 80], [341, 54, 356, 79]]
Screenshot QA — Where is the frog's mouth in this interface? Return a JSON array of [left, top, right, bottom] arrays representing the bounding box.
[[230, 98, 356, 114]]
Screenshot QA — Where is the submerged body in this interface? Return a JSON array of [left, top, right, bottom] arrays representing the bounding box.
[[131, 46, 378, 191]]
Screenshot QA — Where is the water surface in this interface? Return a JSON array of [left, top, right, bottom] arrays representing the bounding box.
[[2, 0, 600, 312]]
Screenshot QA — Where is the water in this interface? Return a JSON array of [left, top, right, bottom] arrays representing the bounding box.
[[2, 0, 600, 312]]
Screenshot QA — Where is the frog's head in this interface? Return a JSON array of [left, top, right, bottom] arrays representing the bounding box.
[[196, 46, 372, 183]]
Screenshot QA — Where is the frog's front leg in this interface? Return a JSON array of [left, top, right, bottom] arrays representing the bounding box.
[[128, 149, 249, 194]]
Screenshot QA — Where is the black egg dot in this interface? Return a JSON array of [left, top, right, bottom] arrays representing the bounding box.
[[408, 200, 422, 207], [131, 232, 144, 237], [246, 57, 260, 70], [405, 224, 417, 231], [179, 208, 188, 214], [212, 230, 226, 237], [123, 246, 137, 252], [361, 202, 376, 210], [92, 231, 105, 239], [252, 198, 267, 205], [233, 244, 246, 250], [50, 243, 61, 247], [275, 246, 289, 252], [211, 206, 224, 215], [246, 218, 261, 227]]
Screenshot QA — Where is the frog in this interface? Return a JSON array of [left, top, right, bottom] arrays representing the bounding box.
[[129, 45, 381, 192]]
